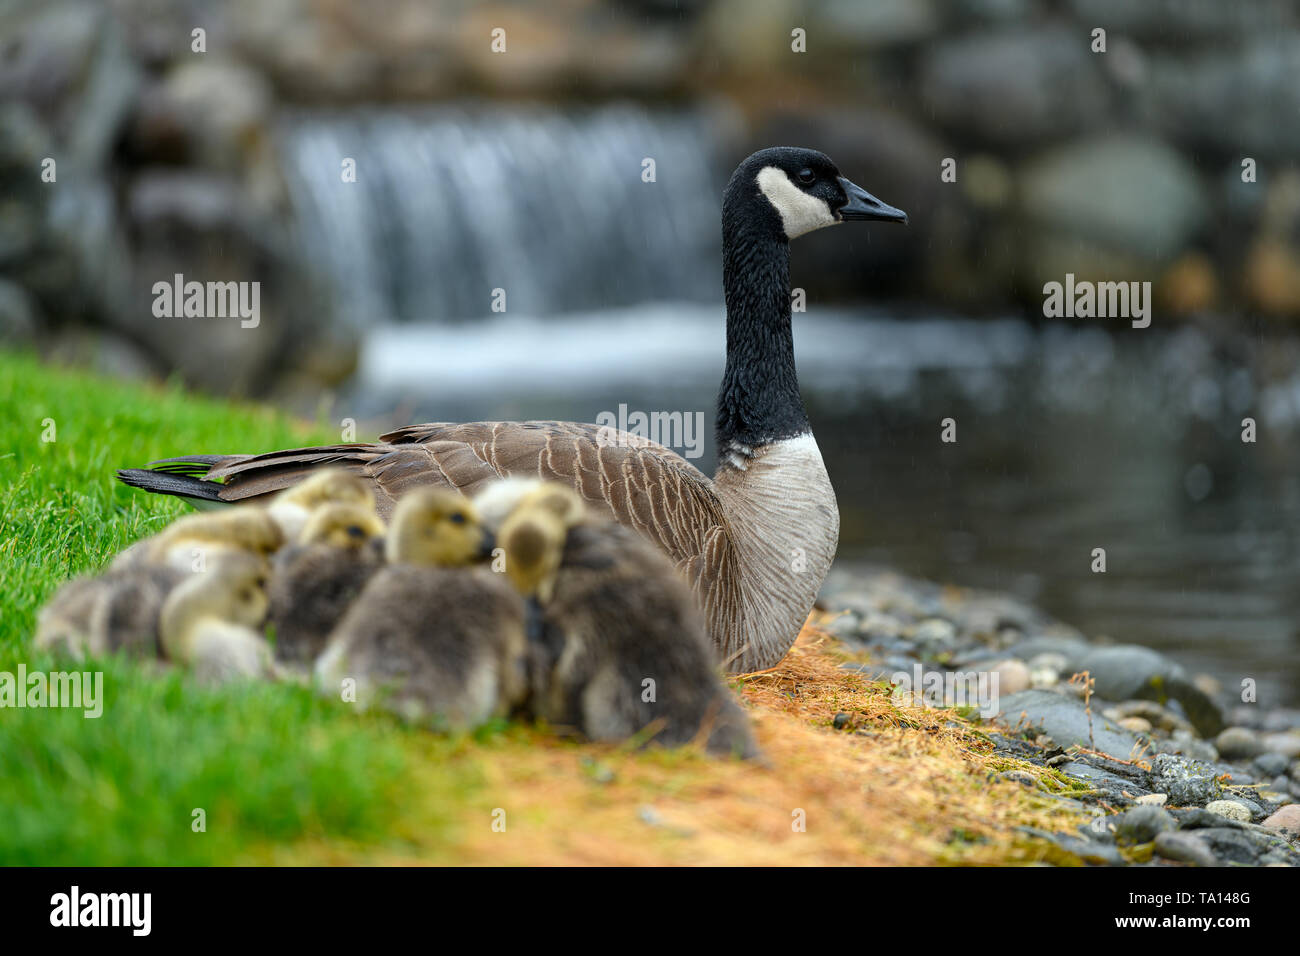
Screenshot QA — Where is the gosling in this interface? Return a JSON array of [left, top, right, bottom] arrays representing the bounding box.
[[35, 506, 278, 659], [111, 507, 283, 574], [34, 565, 183, 660], [266, 502, 386, 667], [499, 483, 758, 758], [265, 468, 376, 542], [159, 551, 275, 685], [314, 488, 527, 729]]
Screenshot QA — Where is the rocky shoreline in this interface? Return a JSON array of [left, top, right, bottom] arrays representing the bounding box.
[[820, 566, 1300, 866]]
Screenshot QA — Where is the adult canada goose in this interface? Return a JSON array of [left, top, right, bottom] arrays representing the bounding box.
[[497, 483, 757, 758], [158, 551, 275, 684], [314, 488, 527, 728], [117, 147, 907, 673], [266, 502, 386, 667]]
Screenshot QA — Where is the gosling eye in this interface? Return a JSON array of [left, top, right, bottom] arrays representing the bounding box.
[[797, 168, 815, 185], [346, 525, 365, 539], [449, 513, 467, 525]]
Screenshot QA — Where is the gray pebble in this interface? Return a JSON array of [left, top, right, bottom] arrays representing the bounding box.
[[1204, 800, 1252, 822], [1261, 732, 1300, 760], [1170, 808, 1244, 831], [1113, 805, 1177, 844], [1193, 827, 1280, 865], [912, 617, 957, 654], [1254, 752, 1290, 778], [1215, 726, 1264, 761], [1154, 831, 1218, 867]]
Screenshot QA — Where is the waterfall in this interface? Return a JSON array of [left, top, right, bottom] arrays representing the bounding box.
[[278, 104, 725, 326]]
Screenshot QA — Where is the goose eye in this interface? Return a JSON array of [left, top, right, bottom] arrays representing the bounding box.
[[449, 513, 466, 525], [797, 168, 815, 185]]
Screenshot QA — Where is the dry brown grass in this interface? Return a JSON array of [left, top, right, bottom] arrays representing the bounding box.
[[260, 618, 1088, 866]]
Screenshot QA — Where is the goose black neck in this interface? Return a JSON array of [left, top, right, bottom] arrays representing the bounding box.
[[715, 224, 809, 463]]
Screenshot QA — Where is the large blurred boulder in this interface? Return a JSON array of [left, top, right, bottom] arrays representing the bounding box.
[[0, 278, 39, 343], [123, 170, 357, 395], [0, 0, 141, 170], [215, 0, 694, 102], [128, 58, 285, 211], [0, 2, 139, 350], [1140, 38, 1300, 159], [813, 0, 940, 49], [1065, 0, 1297, 41], [131, 59, 272, 168], [0, 104, 51, 268], [697, 0, 801, 75], [1017, 136, 1206, 288], [0, 0, 358, 394], [941, 0, 1038, 25], [1242, 173, 1300, 318], [920, 26, 1111, 146]]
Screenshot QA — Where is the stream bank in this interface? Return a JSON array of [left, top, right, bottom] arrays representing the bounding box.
[[821, 567, 1300, 866]]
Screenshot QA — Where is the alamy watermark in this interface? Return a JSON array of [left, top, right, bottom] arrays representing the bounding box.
[[891, 663, 1000, 719], [595, 404, 706, 459], [49, 886, 150, 936], [0, 664, 103, 718], [151, 273, 260, 328], [1042, 273, 1151, 329]]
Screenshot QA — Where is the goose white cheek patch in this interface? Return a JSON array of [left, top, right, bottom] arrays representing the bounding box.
[[756, 166, 838, 239]]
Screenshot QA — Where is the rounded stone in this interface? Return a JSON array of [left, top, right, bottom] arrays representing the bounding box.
[[990, 659, 1031, 696], [1204, 800, 1252, 823], [1215, 727, 1264, 761], [1261, 805, 1300, 832]]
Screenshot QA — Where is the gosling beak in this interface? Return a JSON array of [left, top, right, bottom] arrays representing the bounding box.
[[836, 177, 908, 224], [478, 529, 496, 560]]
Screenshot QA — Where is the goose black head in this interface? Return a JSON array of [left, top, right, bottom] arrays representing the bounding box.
[[725, 147, 907, 243]]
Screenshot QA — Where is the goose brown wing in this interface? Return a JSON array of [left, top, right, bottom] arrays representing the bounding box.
[[169, 421, 729, 568], [386, 422, 728, 566]]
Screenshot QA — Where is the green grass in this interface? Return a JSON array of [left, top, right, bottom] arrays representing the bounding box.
[[0, 351, 436, 864]]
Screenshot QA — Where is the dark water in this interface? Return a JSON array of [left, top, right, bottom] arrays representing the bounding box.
[[351, 310, 1300, 707]]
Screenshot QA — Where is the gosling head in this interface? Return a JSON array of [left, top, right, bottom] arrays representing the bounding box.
[[298, 503, 386, 549], [217, 552, 272, 628], [277, 468, 375, 511], [514, 482, 586, 527], [496, 483, 584, 603], [386, 488, 494, 567], [172, 551, 271, 630], [726, 146, 907, 242], [472, 476, 545, 531], [497, 506, 568, 604]]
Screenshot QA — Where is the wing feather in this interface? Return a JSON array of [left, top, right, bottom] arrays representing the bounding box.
[[136, 422, 728, 573]]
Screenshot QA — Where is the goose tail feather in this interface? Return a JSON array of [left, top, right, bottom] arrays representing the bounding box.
[[115, 468, 228, 506]]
